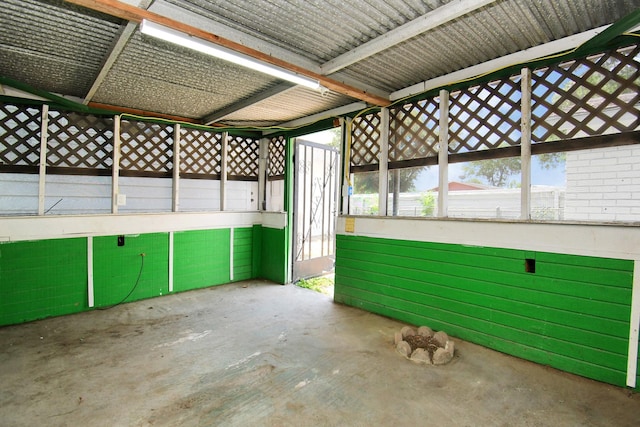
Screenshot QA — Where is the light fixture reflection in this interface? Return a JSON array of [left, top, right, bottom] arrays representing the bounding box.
[[139, 19, 321, 90]]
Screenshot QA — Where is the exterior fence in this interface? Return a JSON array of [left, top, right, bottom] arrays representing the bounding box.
[[350, 186, 565, 220]]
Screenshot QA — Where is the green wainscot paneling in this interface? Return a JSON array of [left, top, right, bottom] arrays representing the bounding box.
[[93, 233, 169, 307], [335, 234, 634, 387], [261, 226, 287, 284], [0, 238, 88, 326], [233, 227, 254, 281], [173, 229, 230, 292]]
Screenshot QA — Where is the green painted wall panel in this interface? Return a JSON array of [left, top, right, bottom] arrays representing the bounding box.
[[261, 227, 287, 284], [252, 225, 262, 278], [233, 227, 253, 281], [93, 234, 169, 307], [335, 263, 628, 354], [335, 234, 634, 387], [337, 238, 632, 308], [336, 271, 626, 371], [336, 290, 626, 386], [336, 247, 631, 324], [0, 238, 88, 326], [173, 229, 230, 292]]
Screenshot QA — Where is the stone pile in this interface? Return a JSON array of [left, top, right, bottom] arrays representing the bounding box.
[[394, 325, 455, 365]]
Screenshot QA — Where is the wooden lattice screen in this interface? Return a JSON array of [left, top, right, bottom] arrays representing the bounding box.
[[268, 135, 286, 180], [351, 112, 381, 172], [47, 109, 113, 175], [227, 135, 259, 180], [119, 120, 173, 178], [389, 97, 439, 165], [532, 44, 640, 143], [179, 127, 222, 179], [0, 103, 42, 172], [448, 75, 522, 154]]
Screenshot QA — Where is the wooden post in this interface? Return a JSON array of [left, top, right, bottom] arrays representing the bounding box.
[[378, 108, 389, 216], [220, 132, 228, 211], [172, 123, 181, 212], [438, 90, 449, 217], [112, 115, 121, 214], [37, 105, 49, 216], [521, 67, 532, 220]]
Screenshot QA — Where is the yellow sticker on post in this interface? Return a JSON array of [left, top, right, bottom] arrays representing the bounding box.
[[345, 217, 355, 233]]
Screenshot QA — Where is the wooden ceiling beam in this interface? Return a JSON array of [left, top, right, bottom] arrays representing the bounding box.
[[88, 101, 201, 124], [65, 0, 391, 107]]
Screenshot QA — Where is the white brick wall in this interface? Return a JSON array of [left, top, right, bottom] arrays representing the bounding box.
[[565, 145, 640, 222]]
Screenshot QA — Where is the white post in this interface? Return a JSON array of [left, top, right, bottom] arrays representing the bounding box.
[[378, 108, 389, 216], [87, 236, 94, 307], [112, 115, 121, 214], [342, 118, 352, 215], [37, 105, 49, 216], [172, 123, 181, 212], [258, 138, 269, 211], [220, 131, 229, 211], [521, 67, 532, 220], [229, 228, 235, 281], [627, 260, 640, 387], [168, 232, 174, 293], [438, 90, 449, 217]]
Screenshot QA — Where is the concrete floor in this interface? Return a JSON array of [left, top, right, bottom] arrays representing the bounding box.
[[1, 280, 639, 427]]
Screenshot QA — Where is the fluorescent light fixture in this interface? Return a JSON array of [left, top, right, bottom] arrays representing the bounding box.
[[139, 19, 321, 90]]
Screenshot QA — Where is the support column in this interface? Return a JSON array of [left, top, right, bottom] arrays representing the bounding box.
[[392, 169, 400, 216], [87, 236, 94, 307], [168, 232, 174, 293], [627, 260, 640, 387], [37, 105, 49, 216], [258, 138, 269, 211], [341, 118, 352, 215], [438, 90, 449, 217], [172, 123, 181, 212], [112, 115, 121, 214], [521, 67, 532, 220], [378, 108, 389, 216], [220, 131, 229, 211]]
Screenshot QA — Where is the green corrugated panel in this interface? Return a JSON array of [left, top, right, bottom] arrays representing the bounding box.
[[0, 238, 88, 325], [173, 229, 230, 292], [93, 233, 169, 307], [252, 225, 262, 278], [261, 227, 287, 284], [335, 235, 634, 387], [233, 227, 253, 281]]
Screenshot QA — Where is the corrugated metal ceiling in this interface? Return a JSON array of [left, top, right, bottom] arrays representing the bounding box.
[[1, 0, 639, 128], [162, 0, 453, 62], [339, 0, 640, 92], [0, 0, 121, 97], [221, 86, 356, 126]]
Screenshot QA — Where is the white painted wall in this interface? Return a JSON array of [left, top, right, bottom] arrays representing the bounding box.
[[118, 177, 173, 213], [179, 179, 220, 211], [226, 181, 258, 211], [565, 145, 640, 222], [0, 173, 38, 215], [337, 215, 640, 261], [0, 173, 259, 215], [267, 180, 285, 212], [0, 211, 286, 242], [44, 175, 111, 215]]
